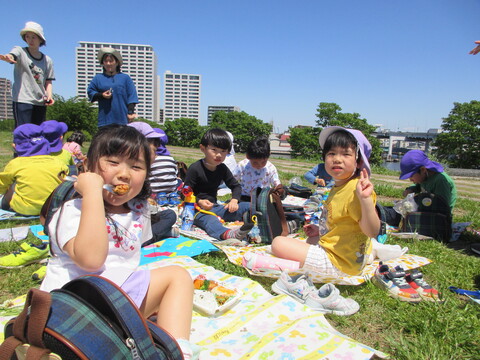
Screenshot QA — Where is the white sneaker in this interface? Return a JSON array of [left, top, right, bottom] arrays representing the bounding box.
[[272, 272, 315, 303], [305, 283, 360, 316], [272, 271, 360, 316]]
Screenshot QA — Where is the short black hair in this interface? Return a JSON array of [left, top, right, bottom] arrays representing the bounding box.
[[321, 130, 359, 162], [246, 137, 270, 159], [200, 128, 232, 152], [67, 130, 86, 147]]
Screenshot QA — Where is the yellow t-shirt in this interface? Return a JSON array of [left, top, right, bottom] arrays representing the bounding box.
[[0, 155, 68, 215], [51, 149, 75, 167], [319, 178, 376, 276]]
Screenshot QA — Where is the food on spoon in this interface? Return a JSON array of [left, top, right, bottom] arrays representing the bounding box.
[[113, 184, 130, 195]]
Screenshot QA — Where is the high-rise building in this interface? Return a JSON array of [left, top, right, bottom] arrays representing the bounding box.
[[0, 78, 13, 121], [163, 71, 201, 123], [75, 41, 159, 122], [207, 105, 241, 125]]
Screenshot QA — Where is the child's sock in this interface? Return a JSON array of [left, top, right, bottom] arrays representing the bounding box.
[[221, 220, 254, 240]]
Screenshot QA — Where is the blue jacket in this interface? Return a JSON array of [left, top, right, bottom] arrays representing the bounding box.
[[304, 163, 334, 186], [88, 72, 138, 127]]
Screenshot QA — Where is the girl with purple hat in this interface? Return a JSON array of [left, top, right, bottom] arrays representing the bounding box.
[[272, 127, 379, 282]]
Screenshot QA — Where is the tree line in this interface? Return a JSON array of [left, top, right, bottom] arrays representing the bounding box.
[[2, 94, 475, 169]]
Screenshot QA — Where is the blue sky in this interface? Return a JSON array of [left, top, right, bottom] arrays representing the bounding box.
[[1, 0, 479, 132]]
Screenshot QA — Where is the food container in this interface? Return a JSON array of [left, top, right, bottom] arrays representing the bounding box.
[[192, 275, 241, 316]]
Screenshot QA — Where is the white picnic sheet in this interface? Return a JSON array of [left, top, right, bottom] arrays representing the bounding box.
[[1, 256, 383, 359], [145, 256, 383, 359]]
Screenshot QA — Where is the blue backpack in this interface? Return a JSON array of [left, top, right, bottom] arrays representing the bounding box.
[[1, 275, 182, 360]]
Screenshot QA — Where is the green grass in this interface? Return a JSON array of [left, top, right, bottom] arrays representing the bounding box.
[[1, 132, 480, 359]]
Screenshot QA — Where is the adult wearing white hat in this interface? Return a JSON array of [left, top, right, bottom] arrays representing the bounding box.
[[87, 47, 138, 127], [0, 21, 55, 127]]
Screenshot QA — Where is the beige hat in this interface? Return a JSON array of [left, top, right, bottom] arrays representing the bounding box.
[[20, 21, 46, 45], [97, 47, 123, 66]]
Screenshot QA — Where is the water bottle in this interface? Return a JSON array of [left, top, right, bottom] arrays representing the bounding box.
[[180, 202, 195, 231]]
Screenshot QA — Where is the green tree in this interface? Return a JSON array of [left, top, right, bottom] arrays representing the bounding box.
[[433, 100, 480, 169], [163, 117, 204, 148], [46, 95, 97, 138], [209, 111, 272, 153], [288, 126, 321, 159]]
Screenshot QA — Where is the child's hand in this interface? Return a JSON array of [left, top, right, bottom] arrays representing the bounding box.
[[303, 223, 320, 237], [197, 199, 213, 211], [356, 168, 374, 199], [315, 178, 326, 186], [225, 199, 238, 213], [102, 90, 112, 99], [74, 172, 105, 196]]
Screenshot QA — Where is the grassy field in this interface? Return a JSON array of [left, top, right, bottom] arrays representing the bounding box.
[[1, 132, 480, 359]]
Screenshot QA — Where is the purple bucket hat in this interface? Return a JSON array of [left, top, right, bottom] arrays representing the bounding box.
[[153, 128, 170, 156], [41, 120, 68, 152], [318, 126, 372, 175], [399, 150, 444, 180], [13, 124, 50, 157], [128, 122, 161, 139]]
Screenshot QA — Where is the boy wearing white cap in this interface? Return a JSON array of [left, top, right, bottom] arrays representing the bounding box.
[[0, 21, 55, 127]]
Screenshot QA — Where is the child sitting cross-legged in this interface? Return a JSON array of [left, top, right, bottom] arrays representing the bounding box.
[[184, 128, 253, 244], [40, 125, 199, 359]]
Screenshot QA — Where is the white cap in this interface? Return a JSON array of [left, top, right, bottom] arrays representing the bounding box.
[[20, 21, 46, 45]]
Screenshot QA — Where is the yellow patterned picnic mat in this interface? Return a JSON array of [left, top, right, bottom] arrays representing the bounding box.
[[218, 245, 431, 286], [145, 257, 383, 359]]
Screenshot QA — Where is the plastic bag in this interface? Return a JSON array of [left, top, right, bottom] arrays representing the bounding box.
[[393, 193, 418, 218]]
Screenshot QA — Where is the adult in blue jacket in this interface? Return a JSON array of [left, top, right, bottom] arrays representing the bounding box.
[[87, 47, 138, 127]]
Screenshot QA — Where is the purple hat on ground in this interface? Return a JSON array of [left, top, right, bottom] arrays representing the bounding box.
[[128, 122, 161, 139], [318, 126, 372, 175], [41, 120, 68, 152], [13, 124, 50, 157], [399, 150, 444, 180], [152, 128, 170, 156]]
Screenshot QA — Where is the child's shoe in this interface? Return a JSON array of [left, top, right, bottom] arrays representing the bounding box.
[[272, 272, 315, 304], [222, 212, 254, 242], [405, 270, 441, 302], [156, 192, 169, 206], [0, 242, 49, 268], [32, 264, 47, 282], [168, 192, 181, 206], [373, 263, 422, 303], [305, 283, 360, 316], [272, 272, 359, 315]]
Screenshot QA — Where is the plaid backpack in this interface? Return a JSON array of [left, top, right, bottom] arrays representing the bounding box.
[[0, 275, 182, 360], [249, 186, 288, 244], [401, 192, 453, 242]]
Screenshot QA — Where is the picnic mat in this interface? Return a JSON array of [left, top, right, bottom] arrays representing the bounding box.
[[218, 245, 431, 286], [145, 256, 383, 359], [1, 257, 383, 358], [140, 236, 219, 265]]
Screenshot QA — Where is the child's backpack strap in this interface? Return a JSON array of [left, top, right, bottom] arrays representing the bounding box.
[[40, 180, 79, 256]]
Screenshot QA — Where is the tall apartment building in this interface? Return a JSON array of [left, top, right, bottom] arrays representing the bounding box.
[[0, 78, 14, 121], [75, 41, 159, 122], [163, 71, 201, 123], [207, 105, 240, 125]]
